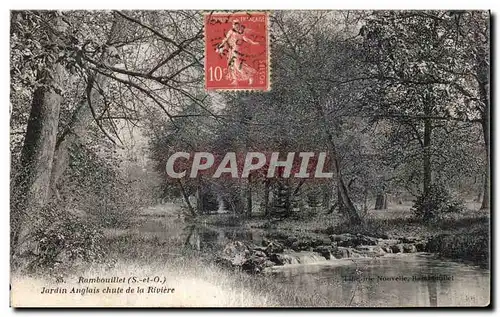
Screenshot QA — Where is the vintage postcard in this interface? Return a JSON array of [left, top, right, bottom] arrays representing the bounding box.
[[9, 10, 490, 308]]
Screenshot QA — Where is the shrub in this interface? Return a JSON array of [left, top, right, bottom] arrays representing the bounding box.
[[426, 224, 489, 264], [412, 184, 465, 220], [28, 205, 105, 271], [61, 142, 153, 228]]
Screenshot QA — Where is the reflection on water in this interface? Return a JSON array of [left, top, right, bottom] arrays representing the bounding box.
[[182, 224, 265, 251], [269, 254, 490, 307]]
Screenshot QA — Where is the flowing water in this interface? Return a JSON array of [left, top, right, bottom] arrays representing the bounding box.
[[134, 207, 490, 307], [268, 254, 490, 307]]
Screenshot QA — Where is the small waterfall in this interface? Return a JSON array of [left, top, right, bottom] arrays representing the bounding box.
[[283, 252, 329, 265], [278, 248, 376, 267]]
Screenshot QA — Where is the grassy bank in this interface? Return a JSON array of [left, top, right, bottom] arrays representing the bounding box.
[[199, 200, 490, 265], [11, 202, 489, 307], [11, 258, 273, 307], [97, 231, 345, 306], [13, 256, 329, 307], [11, 205, 345, 307]]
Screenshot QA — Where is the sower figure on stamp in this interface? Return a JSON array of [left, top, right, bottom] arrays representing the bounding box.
[[216, 19, 259, 86]]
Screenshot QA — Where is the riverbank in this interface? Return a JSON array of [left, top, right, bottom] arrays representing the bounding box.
[[197, 201, 490, 266], [11, 202, 490, 307], [11, 230, 345, 307]]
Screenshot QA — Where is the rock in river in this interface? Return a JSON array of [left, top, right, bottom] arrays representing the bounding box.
[[269, 253, 286, 266], [242, 256, 274, 274], [216, 241, 250, 267], [329, 233, 378, 247], [355, 245, 386, 257], [313, 245, 335, 260], [403, 243, 417, 253], [265, 241, 284, 254], [391, 244, 405, 253]]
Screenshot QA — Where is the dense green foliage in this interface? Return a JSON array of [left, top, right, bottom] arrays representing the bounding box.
[[23, 204, 105, 272], [412, 184, 465, 220]]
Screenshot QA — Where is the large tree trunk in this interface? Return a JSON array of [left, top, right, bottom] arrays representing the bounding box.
[[11, 16, 65, 254], [263, 180, 270, 217], [50, 18, 119, 199], [322, 186, 332, 210], [480, 116, 490, 210], [423, 117, 432, 197], [312, 102, 361, 224], [246, 176, 252, 218], [474, 18, 490, 210], [336, 184, 344, 213], [335, 166, 361, 224], [196, 178, 204, 214], [421, 113, 434, 220], [177, 180, 196, 217], [374, 192, 387, 210], [326, 128, 361, 224], [50, 73, 105, 199]]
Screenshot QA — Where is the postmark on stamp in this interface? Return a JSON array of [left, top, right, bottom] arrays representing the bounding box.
[[204, 12, 270, 91]]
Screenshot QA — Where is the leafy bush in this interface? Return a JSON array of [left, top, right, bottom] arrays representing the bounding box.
[[28, 205, 105, 271], [426, 224, 489, 264], [61, 142, 154, 228], [412, 184, 465, 220]]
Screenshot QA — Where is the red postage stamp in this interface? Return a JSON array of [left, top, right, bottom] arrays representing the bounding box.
[[204, 12, 270, 91]]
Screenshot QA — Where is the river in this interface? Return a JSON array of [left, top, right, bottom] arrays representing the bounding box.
[[268, 253, 489, 307], [134, 207, 490, 307]]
